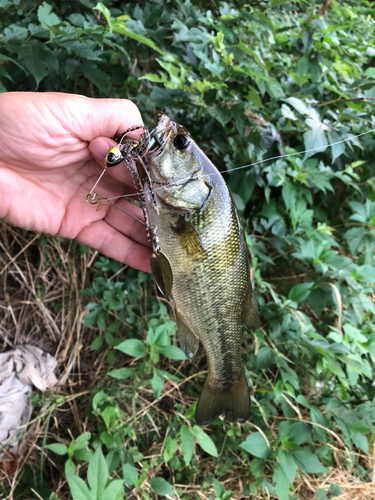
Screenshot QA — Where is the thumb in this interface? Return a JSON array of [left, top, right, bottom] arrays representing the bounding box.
[[71, 96, 144, 142], [74, 97, 145, 167]]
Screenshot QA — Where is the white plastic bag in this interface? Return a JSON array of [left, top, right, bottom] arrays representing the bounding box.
[[0, 345, 57, 456]]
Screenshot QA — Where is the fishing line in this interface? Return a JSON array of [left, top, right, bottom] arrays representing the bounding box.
[[86, 193, 150, 227], [86, 125, 375, 281], [220, 127, 375, 175], [86, 196, 375, 310], [93, 127, 375, 200]]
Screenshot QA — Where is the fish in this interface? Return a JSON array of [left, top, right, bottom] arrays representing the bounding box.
[[144, 114, 260, 426]]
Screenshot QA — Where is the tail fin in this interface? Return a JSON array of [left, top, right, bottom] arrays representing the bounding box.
[[195, 371, 250, 426]]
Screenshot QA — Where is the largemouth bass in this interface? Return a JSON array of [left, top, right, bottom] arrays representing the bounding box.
[[145, 114, 260, 425]]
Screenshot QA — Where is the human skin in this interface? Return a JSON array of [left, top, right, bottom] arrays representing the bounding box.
[[0, 92, 152, 272]]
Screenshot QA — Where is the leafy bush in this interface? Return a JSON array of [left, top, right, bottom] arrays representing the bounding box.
[[1, 0, 375, 499]]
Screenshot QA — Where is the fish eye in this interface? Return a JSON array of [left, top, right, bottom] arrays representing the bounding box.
[[173, 134, 189, 150]]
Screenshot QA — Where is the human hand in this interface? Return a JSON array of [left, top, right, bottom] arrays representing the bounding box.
[[0, 92, 151, 272]]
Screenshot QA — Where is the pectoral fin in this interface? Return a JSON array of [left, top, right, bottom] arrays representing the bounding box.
[[151, 251, 173, 297], [171, 216, 207, 259], [242, 283, 261, 331], [176, 313, 200, 361]]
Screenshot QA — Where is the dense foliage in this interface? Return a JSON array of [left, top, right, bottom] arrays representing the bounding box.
[[1, 0, 375, 499]]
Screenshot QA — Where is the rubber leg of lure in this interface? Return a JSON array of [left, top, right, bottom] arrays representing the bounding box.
[[123, 158, 152, 241]]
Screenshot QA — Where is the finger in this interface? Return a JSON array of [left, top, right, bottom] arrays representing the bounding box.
[[74, 97, 145, 142], [103, 197, 151, 248], [88, 138, 145, 198], [89, 137, 117, 168], [76, 220, 152, 273], [85, 147, 139, 201]]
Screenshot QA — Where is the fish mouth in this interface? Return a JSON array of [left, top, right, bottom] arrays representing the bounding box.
[[148, 113, 178, 158]]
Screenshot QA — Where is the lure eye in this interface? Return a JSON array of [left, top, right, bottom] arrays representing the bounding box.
[[105, 147, 123, 167], [173, 134, 189, 150]]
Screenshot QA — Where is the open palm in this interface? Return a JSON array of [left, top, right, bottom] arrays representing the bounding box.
[[0, 92, 151, 272]]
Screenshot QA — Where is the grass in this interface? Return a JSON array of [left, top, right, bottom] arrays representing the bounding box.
[[1, 220, 375, 499]]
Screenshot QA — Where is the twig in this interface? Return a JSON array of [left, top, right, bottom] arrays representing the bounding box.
[[314, 97, 375, 108], [0, 233, 39, 276]]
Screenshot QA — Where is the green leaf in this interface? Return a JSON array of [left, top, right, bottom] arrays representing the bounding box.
[[106, 320, 122, 333], [292, 448, 325, 474], [256, 346, 275, 370], [107, 368, 134, 380], [213, 479, 225, 498], [87, 447, 108, 498], [90, 336, 103, 351], [17, 45, 48, 87], [303, 118, 329, 159], [122, 463, 138, 487], [288, 282, 313, 303], [250, 458, 263, 478], [4, 25, 28, 41], [287, 422, 311, 445], [92, 390, 108, 412], [102, 480, 124, 500], [296, 395, 310, 409], [191, 426, 218, 457], [328, 484, 341, 497], [290, 72, 312, 87], [106, 450, 120, 474], [282, 183, 297, 210], [349, 420, 372, 434], [149, 477, 174, 496], [310, 408, 327, 442], [247, 87, 262, 107], [350, 431, 369, 454], [284, 97, 310, 115], [116, 339, 146, 358], [75, 433, 92, 449], [344, 227, 367, 255], [273, 464, 290, 500], [278, 449, 296, 483], [315, 488, 328, 500], [158, 345, 187, 360], [328, 130, 345, 163], [46, 443, 68, 456], [82, 62, 111, 94], [101, 406, 119, 431], [66, 473, 94, 500], [93, 2, 112, 28], [0, 53, 26, 73], [111, 20, 164, 55], [163, 436, 178, 463], [365, 67, 375, 79], [151, 368, 164, 399], [239, 432, 270, 459], [180, 425, 194, 466], [37, 2, 60, 27], [65, 458, 76, 476]]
